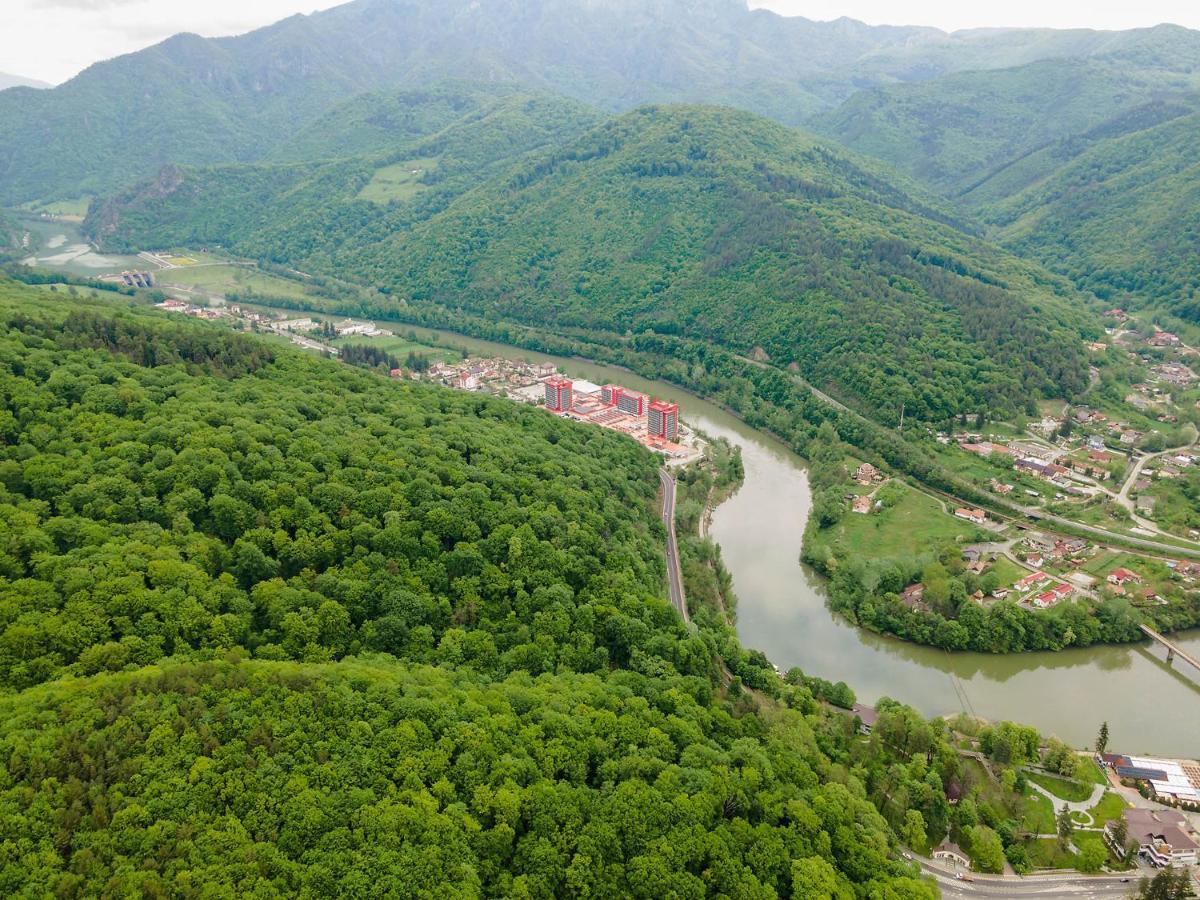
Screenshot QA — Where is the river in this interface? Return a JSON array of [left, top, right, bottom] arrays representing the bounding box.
[[389, 323, 1199, 757]]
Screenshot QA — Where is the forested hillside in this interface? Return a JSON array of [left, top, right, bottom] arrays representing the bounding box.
[[985, 107, 1200, 311], [85, 89, 602, 258], [6, 0, 1200, 204], [87, 105, 1097, 424], [0, 282, 953, 896], [813, 58, 1200, 198]]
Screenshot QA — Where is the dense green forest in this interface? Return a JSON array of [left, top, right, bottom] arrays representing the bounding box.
[[986, 107, 1200, 308], [88, 104, 1097, 425], [0, 282, 964, 896], [813, 59, 1200, 199], [85, 90, 602, 256]]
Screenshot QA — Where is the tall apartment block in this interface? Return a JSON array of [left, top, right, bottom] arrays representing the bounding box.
[[648, 400, 679, 441], [545, 378, 573, 412]]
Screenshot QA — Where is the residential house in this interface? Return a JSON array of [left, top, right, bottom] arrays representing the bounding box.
[[854, 462, 879, 485], [851, 704, 878, 735], [1107, 568, 1142, 586], [1088, 449, 1114, 464], [1014, 571, 1051, 592], [1106, 809, 1198, 868], [954, 508, 986, 525], [1149, 331, 1181, 348], [1120, 430, 1141, 445], [851, 495, 872, 514], [1087, 435, 1106, 451]]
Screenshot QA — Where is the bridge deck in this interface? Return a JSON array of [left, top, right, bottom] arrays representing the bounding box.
[[1140, 624, 1200, 673]]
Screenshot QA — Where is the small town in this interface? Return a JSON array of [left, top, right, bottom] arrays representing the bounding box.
[[412, 357, 704, 464]]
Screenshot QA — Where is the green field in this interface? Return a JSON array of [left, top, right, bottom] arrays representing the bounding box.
[[158, 264, 318, 301], [358, 158, 438, 203], [1088, 791, 1128, 826], [331, 334, 461, 365], [1026, 771, 1093, 803], [987, 555, 1026, 590], [813, 483, 986, 559], [20, 197, 91, 218]]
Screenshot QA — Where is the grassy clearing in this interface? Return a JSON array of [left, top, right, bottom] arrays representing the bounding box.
[[1027, 837, 1076, 869], [20, 197, 91, 218], [358, 158, 438, 203], [331, 334, 461, 365], [1026, 771, 1093, 803], [1078, 757, 1109, 786], [1089, 791, 1128, 826], [158, 265, 316, 301], [813, 482, 986, 559], [987, 555, 1026, 589], [1020, 790, 1056, 835]]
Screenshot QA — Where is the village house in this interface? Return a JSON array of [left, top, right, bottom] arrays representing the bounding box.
[[854, 462, 879, 485], [851, 495, 872, 515], [1107, 568, 1142, 586], [1014, 571, 1051, 592], [1071, 460, 1111, 480], [990, 479, 1014, 494], [1120, 430, 1141, 445], [851, 704, 878, 735], [1149, 331, 1181, 348], [954, 508, 986, 525]]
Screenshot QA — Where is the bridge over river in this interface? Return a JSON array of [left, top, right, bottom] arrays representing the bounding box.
[[1140, 624, 1200, 675]]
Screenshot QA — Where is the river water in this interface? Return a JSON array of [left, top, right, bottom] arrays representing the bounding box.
[[390, 324, 1199, 756]]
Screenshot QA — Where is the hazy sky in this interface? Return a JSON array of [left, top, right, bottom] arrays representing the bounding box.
[[5, 0, 1200, 85]]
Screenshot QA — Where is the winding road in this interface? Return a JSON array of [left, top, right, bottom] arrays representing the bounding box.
[[659, 468, 689, 625]]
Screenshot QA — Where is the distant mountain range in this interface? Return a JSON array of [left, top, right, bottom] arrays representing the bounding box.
[[3, 0, 1200, 204], [0, 72, 51, 91]]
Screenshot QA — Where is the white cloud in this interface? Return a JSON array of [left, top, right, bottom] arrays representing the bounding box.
[[1, 0, 345, 84]]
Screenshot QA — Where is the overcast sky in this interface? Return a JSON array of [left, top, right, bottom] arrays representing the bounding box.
[[5, 0, 1200, 86]]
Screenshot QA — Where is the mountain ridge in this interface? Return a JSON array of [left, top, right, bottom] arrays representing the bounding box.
[[4, 0, 1200, 204]]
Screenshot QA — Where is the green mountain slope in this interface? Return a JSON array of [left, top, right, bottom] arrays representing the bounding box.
[[0, 283, 945, 897], [85, 89, 602, 260], [987, 107, 1200, 311], [5, 0, 1200, 204], [89, 105, 1097, 423], [813, 58, 1200, 198]]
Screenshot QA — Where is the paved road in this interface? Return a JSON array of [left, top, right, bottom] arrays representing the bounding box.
[[659, 468, 689, 624], [915, 857, 1138, 898]]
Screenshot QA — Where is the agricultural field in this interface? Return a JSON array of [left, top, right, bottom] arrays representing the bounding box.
[[157, 264, 319, 302], [19, 196, 91, 219], [358, 158, 438, 203], [812, 482, 987, 560]]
